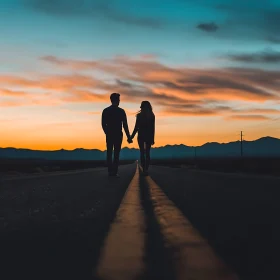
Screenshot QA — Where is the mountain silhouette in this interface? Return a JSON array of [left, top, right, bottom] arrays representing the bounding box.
[[0, 137, 279, 160]]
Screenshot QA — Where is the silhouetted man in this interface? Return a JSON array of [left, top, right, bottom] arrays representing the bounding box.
[[102, 93, 132, 177]]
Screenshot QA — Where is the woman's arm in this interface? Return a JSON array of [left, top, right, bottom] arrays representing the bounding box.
[[131, 115, 139, 139]]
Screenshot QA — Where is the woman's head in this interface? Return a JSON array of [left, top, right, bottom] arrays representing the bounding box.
[[140, 101, 153, 112], [138, 101, 154, 118]]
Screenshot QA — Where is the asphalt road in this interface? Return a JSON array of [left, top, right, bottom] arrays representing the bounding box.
[[149, 166, 280, 280], [0, 164, 135, 280], [0, 164, 278, 280]]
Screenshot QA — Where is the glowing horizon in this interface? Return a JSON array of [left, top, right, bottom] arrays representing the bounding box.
[[1, 0, 280, 151]]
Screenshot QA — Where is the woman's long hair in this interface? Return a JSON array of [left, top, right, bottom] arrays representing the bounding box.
[[137, 101, 154, 119]]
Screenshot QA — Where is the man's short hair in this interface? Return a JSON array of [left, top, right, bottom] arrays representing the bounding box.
[[110, 92, 120, 103]]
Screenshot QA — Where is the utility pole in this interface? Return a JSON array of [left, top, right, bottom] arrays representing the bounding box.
[[240, 131, 243, 157]]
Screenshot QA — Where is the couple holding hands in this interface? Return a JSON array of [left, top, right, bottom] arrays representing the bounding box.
[[102, 93, 155, 177]]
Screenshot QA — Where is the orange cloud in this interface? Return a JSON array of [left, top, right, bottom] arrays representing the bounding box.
[[41, 55, 280, 103], [2, 55, 280, 115], [0, 89, 29, 96], [228, 115, 270, 120], [38, 74, 101, 91], [0, 76, 36, 87], [61, 89, 108, 102], [0, 74, 107, 106], [0, 74, 100, 91]]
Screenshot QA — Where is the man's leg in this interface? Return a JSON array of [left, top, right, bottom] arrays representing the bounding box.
[[106, 136, 114, 175], [112, 134, 123, 175]]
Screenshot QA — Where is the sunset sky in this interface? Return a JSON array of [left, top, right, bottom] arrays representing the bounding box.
[[1, 0, 280, 150]]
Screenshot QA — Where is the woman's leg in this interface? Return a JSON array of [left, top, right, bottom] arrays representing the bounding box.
[[137, 138, 145, 170], [145, 143, 152, 171]]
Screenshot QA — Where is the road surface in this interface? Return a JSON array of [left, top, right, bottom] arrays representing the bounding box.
[[0, 163, 279, 280]]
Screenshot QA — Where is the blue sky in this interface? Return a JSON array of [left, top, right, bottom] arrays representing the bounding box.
[[1, 0, 280, 149], [2, 0, 279, 64]]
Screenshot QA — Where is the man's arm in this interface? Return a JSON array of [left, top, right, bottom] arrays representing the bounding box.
[[122, 110, 131, 139], [101, 110, 107, 135], [131, 115, 139, 139]]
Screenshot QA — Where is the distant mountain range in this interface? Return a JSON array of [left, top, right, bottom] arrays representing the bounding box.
[[0, 137, 280, 160]]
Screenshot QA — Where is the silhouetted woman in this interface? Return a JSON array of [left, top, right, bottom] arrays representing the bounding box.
[[131, 101, 155, 175]]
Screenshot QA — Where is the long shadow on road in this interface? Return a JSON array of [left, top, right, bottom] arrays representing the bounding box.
[[149, 166, 280, 280], [139, 172, 176, 280]]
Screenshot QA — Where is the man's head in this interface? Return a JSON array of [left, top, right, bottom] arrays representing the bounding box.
[[110, 92, 120, 106]]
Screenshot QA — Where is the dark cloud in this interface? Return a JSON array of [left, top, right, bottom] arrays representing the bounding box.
[[157, 81, 201, 93], [115, 79, 134, 88], [25, 0, 163, 28], [193, 75, 274, 98], [212, 105, 233, 111], [223, 67, 280, 93], [155, 100, 219, 117], [225, 50, 280, 63], [110, 82, 192, 106], [189, 0, 280, 43], [175, 74, 275, 99], [160, 103, 235, 116], [196, 22, 219, 32]]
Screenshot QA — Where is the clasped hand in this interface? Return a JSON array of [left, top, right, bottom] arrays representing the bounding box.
[[127, 136, 133, 144]]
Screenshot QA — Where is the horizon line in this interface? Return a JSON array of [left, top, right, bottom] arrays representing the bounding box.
[[0, 136, 278, 152]]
